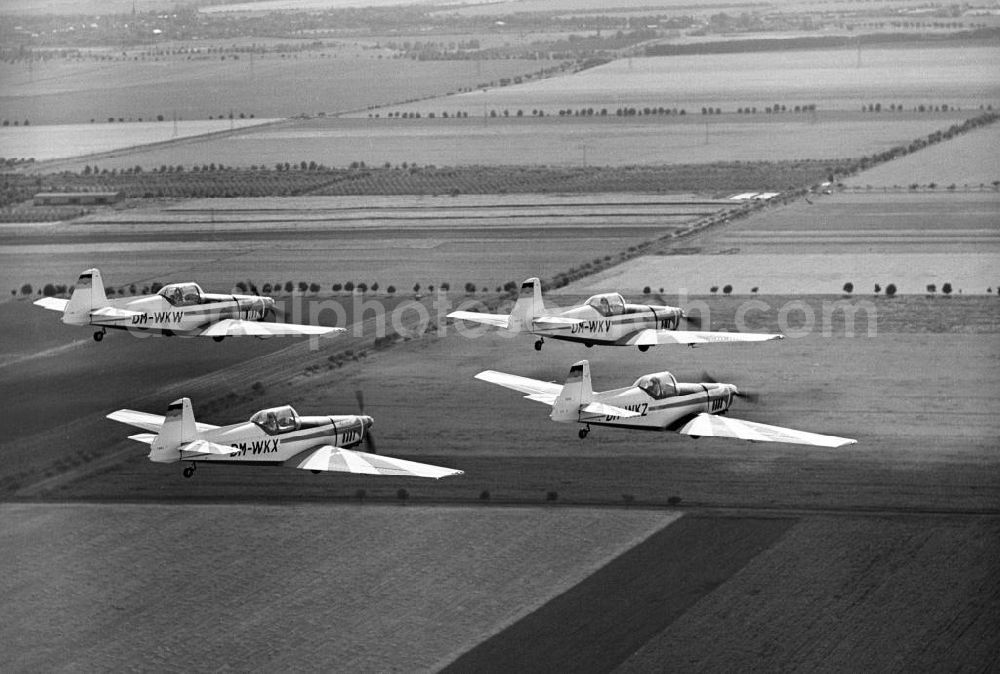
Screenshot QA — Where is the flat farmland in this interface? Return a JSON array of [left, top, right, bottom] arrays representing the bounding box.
[[0, 194, 726, 296], [0, 54, 553, 126], [37, 112, 978, 172], [616, 516, 1000, 672], [843, 122, 1000, 187], [375, 46, 1000, 117], [0, 503, 676, 671], [0, 118, 277, 162], [564, 185, 1000, 294]]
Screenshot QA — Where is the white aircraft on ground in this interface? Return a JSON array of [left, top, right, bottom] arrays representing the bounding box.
[[108, 396, 463, 479], [34, 268, 342, 342], [447, 277, 781, 351], [475, 360, 856, 447]]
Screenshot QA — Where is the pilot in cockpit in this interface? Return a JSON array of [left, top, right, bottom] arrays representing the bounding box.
[[264, 412, 278, 433], [599, 297, 610, 316], [172, 287, 183, 305]]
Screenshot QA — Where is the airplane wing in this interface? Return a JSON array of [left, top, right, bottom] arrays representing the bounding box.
[[106, 409, 219, 433], [446, 310, 510, 329], [289, 445, 462, 479], [676, 413, 856, 447], [579, 401, 641, 418], [628, 329, 783, 347], [475, 370, 562, 405], [33, 297, 69, 312], [531, 316, 583, 331], [90, 306, 143, 321], [198, 319, 344, 338]]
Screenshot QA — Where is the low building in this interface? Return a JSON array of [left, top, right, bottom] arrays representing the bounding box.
[[33, 191, 123, 206]]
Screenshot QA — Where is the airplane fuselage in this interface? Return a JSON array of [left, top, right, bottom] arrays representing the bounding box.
[[538, 304, 682, 346], [151, 415, 369, 465], [573, 383, 736, 431], [76, 293, 270, 335]]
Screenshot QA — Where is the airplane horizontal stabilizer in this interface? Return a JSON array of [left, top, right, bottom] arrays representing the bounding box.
[[33, 297, 69, 312], [531, 316, 583, 331], [677, 413, 856, 447], [199, 319, 344, 337], [90, 306, 144, 321], [128, 433, 156, 444], [179, 439, 239, 455], [290, 445, 463, 479], [579, 401, 641, 418], [446, 310, 510, 329], [629, 328, 783, 347], [475, 370, 562, 398], [107, 409, 219, 433]]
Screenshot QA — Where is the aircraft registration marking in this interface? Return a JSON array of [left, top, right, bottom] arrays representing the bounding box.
[[571, 320, 613, 335], [604, 402, 648, 421], [131, 311, 184, 325], [229, 438, 281, 457]]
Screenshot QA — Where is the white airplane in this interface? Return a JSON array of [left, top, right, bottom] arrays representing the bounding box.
[[448, 277, 781, 351], [34, 268, 342, 342], [108, 397, 464, 479], [475, 360, 856, 447]]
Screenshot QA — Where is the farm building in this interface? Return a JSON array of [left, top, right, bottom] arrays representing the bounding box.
[[33, 191, 122, 206]]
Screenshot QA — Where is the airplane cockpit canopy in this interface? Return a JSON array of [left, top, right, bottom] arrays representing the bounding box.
[[585, 293, 626, 317], [634, 372, 678, 400], [251, 405, 300, 434], [159, 283, 204, 307]]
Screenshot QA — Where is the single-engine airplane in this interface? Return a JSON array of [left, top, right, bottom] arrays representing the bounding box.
[[475, 360, 856, 447], [35, 268, 342, 342], [448, 277, 781, 351], [108, 397, 463, 479]]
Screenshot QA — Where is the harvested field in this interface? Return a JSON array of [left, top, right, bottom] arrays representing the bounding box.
[[564, 251, 998, 295], [618, 516, 1000, 672], [380, 46, 1000, 116], [35, 112, 976, 172], [565, 186, 1000, 295], [0, 55, 551, 126], [0, 503, 675, 671], [843, 123, 1000, 188], [444, 515, 796, 672], [0, 118, 277, 162], [0, 194, 726, 295]]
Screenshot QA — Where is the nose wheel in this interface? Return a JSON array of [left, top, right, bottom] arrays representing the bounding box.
[[93, 329, 106, 342], [182, 463, 197, 478], [534, 338, 544, 351], [578, 426, 590, 439], [638, 345, 649, 352]]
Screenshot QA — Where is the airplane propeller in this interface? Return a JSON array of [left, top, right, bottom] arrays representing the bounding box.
[[653, 294, 702, 328], [680, 310, 703, 328], [701, 371, 759, 403], [355, 389, 377, 454]]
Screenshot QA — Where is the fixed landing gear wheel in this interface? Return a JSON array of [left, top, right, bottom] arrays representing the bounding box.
[[212, 335, 225, 343], [578, 427, 589, 439], [93, 330, 104, 342], [183, 467, 194, 478], [534, 339, 543, 351], [584, 342, 593, 348], [638, 345, 650, 352]]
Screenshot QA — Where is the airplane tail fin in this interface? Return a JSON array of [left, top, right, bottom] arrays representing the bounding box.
[[63, 268, 110, 325], [551, 360, 594, 422], [507, 277, 544, 332], [150, 398, 200, 463]]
